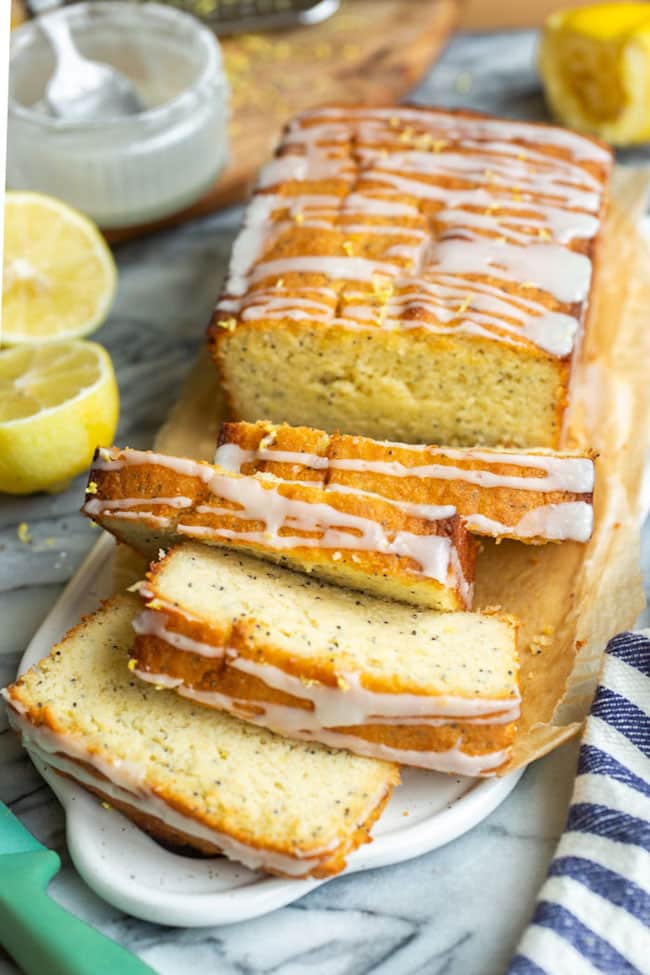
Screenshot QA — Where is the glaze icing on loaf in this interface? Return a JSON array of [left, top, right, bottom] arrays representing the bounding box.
[[131, 545, 520, 776], [216, 421, 595, 543], [209, 105, 611, 448], [2, 595, 398, 879], [83, 447, 477, 611]]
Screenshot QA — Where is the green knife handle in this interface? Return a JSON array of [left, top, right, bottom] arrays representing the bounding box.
[[0, 850, 156, 975]]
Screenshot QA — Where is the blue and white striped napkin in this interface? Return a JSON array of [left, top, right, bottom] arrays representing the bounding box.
[[509, 630, 650, 975]]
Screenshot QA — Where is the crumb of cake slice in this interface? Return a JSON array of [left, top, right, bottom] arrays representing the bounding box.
[[131, 544, 520, 776], [2, 595, 398, 879]]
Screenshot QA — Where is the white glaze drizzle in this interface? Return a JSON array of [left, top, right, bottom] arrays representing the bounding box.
[[464, 502, 593, 542], [181, 518, 455, 587], [215, 441, 593, 492], [215, 443, 258, 471], [106, 511, 171, 528], [326, 456, 593, 492], [227, 653, 520, 724], [213, 439, 593, 542], [301, 105, 611, 162], [216, 441, 593, 493], [133, 609, 225, 659], [429, 239, 591, 305], [131, 676, 508, 777], [289, 727, 510, 776], [131, 614, 519, 725], [90, 450, 463, 591], [322, 482, 458, 522], [245, 256, 403, 292], [215, 106, 609, 358]]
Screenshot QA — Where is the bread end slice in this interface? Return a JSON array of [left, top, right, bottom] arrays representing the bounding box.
[[2, 595, 398, 878]]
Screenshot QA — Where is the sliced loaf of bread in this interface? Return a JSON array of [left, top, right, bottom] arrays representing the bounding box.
[[132, 544, 520, 776], [2, 595, 398, 878], [216, 420, 595, 544], [82, 447, 477, 611]]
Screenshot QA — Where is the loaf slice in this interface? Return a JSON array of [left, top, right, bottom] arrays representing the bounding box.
[[82, 447, 477, 611], [209, 105, 611, 449], [2, 595, 398, 878], [216, 420, 595, 543], [132, 544, 520, 776]]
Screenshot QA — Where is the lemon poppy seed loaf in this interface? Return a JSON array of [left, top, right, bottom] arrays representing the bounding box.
[[209, 105, 611, 449], [83, 446, 477, 611], [2, 595, 398, 878], [131, 544, 520, 776]]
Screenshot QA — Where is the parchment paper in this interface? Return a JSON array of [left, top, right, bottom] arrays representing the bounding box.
[[112, 168, 650, 773]]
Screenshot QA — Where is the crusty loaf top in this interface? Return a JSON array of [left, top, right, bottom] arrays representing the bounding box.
[[212, 105, 611, 360], [216, 420, 595, 543]]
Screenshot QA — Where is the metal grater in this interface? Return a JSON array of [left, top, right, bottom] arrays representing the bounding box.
[[151, 0, 341, 33], [37, 0, 342, 34]]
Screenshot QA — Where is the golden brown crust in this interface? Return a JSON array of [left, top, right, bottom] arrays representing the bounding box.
[[218, 420, 329, 482], [217, 421, 595, 544], [56, 769, 232, 857], [83, 448, 478, 611]]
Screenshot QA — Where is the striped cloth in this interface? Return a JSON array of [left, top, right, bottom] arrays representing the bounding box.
[[509, 630, 650, 975]]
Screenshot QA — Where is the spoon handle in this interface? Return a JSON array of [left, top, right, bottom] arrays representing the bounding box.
[[39, 12, 85, 78]]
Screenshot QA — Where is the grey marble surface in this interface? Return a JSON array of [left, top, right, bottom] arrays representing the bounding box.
[[1, 25, 648, 975]]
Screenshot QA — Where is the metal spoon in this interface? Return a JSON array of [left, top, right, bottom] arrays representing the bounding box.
[[40, 10, 143, 121]]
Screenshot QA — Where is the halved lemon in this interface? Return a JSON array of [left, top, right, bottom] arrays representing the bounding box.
[[540, 3, 650, 145], [2, 192, 117, 346], [0, 340, 119, 494]]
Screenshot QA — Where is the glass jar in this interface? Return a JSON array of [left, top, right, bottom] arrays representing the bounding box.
[[8, 2, 230, 227]]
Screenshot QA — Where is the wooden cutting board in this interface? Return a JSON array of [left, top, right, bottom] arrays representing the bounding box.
[[106, 0, 457, 243]]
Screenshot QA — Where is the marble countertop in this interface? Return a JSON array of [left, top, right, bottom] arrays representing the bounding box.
[[2, 26, 649, 975]]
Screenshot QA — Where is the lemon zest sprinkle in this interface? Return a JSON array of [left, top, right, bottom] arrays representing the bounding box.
[[260, 431, 277, 450], [216, 317, 237, 331]]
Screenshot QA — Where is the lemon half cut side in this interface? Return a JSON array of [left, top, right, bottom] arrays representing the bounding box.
[[0, 340, 119, 495], [2, 192, 117, 346], [540, 3, 650, 146]]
